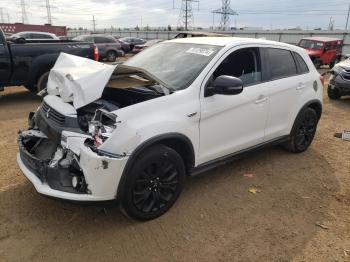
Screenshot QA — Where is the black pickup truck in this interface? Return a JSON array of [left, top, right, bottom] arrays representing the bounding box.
[[0, 29, 98, 92]]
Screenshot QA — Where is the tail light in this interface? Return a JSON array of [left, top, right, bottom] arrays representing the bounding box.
[[319, 75, 325, 86], [93, 45, 99, 61]]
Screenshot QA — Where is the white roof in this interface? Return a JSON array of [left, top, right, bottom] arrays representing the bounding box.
[[301, 36, 342, 42], [168, 36, 294, 49]]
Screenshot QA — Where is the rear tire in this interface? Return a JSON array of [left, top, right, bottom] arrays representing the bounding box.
[[327, 85, 341, 100], [106, 51, 117, 62], [282, 108, 318, 153], [119, 144, 186, 220]]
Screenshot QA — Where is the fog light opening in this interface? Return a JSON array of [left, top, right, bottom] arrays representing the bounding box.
[[71, 175, 87, 192]]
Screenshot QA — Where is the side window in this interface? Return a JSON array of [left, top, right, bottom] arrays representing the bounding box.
[[94, 37, 106, 44], [104, 37, 116, 43], [267, 48, 297, 79], [324, 42, 331, 51], [212, 48, 262, 86], [293, 52, 309, 74]]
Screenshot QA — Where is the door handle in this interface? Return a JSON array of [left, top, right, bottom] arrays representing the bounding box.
[[296, 82, 306, 90], [254, 95, 268, 104]]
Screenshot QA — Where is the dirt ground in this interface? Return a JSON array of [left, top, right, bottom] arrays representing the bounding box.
[[0, 75, 349, 262]]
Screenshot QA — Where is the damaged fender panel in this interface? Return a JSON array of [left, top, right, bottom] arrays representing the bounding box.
[[79, 145, 129, 199]]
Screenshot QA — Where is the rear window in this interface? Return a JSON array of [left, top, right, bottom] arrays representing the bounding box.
[[293, 52, 309, 74], [267, 48, 297, 79], [299, 39, 324, 50]]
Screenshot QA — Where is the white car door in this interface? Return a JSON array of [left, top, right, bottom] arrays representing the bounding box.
[[263, 47, 311, 141], [198, 47, 270, 164]]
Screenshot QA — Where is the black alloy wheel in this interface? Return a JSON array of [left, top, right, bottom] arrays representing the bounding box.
[[120, 144, 186, 220], [283, 108, 318, 153]]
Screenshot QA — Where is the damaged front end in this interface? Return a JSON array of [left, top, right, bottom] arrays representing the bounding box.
[[18, 129, 88, 194], [17, 109, 128, 202]]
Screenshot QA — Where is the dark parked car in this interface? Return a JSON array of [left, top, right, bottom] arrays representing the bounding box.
[[119, 37, 146, 49], [132, 39, 163, 53], [328, 58, 350, 99], [115, 38, 131, 53], [0, 29, 98, 92], [9, 31, 60, 41], [73, 34, 123, 62]]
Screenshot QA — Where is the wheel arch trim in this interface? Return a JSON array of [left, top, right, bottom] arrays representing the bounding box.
[[116, 132, 195, 199]]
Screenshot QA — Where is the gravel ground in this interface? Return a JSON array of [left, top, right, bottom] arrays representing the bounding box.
[[0, 75, 349, 261]]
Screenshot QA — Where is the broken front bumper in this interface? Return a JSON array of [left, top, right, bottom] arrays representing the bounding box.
[[17, 130, 129, 202]]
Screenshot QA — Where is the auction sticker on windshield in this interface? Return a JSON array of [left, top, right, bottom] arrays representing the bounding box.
[[186, 47, 215, 56]]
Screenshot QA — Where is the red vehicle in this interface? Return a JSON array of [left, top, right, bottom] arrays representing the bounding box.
[[298, 37, 343, 68]]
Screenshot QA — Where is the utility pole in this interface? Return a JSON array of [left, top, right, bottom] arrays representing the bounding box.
[[177, 0, 199, 30], [328, 16, 334, 30], [0, 8, 4, 23], [46, 0, 52, 25], [212, 0, 238, 31], [92, 15, 96, 32], [20, 0, 29, 24], [7, 12, 10, 23], [346, 3, 350, 30]]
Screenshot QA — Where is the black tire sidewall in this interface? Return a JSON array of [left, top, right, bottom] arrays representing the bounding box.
[[120, 144, 186, 220], [327, 86, 341, 99], [37, 71, 50, 92], [290, 108, 318, 153], [107, 51, 117, 62]]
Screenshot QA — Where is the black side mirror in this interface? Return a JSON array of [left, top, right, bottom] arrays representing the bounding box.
[[206, 75, 243, 96]]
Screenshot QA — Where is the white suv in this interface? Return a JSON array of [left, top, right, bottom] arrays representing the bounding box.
[[17, 37, 323, 220]]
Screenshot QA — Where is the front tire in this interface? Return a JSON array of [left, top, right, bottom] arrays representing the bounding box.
[[283, 108, 318, 153], [119, 144, 186, 220], [327, 85, 341, 100]]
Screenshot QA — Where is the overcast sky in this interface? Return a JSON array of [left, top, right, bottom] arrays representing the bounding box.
[[1, 0, 350, 30]]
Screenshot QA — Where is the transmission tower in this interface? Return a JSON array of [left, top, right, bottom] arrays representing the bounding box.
[[20, 0, 29, 24], [92, 15, 96, 32], [46, 0, 52, 24], [212, 0, 238, 31], [177, 0, 199, 30]]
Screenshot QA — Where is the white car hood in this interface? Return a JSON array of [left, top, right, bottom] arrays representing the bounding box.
[[47, 53, 117, 109]]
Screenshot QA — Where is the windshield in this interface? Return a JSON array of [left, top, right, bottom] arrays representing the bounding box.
[[298, 40, 324, 50], [124, 42, 222, 90]]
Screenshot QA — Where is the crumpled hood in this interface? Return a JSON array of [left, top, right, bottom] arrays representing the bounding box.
[[47, 53, 117, 109]]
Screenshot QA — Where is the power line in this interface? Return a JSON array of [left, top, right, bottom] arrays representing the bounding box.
[[46, 0, 52, 24], [212, 0, 238, 30], [177, 0, 199, 30]]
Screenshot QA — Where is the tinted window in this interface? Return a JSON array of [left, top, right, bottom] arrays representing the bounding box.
[[94, 37, 107, 43], [104, 37, 116, 43], [267, 48, 297, 79], [293, 52, 309, 74], [212, 48, 262, 86], [30, 33, 52, 39], [325, 42, 331, 50]]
